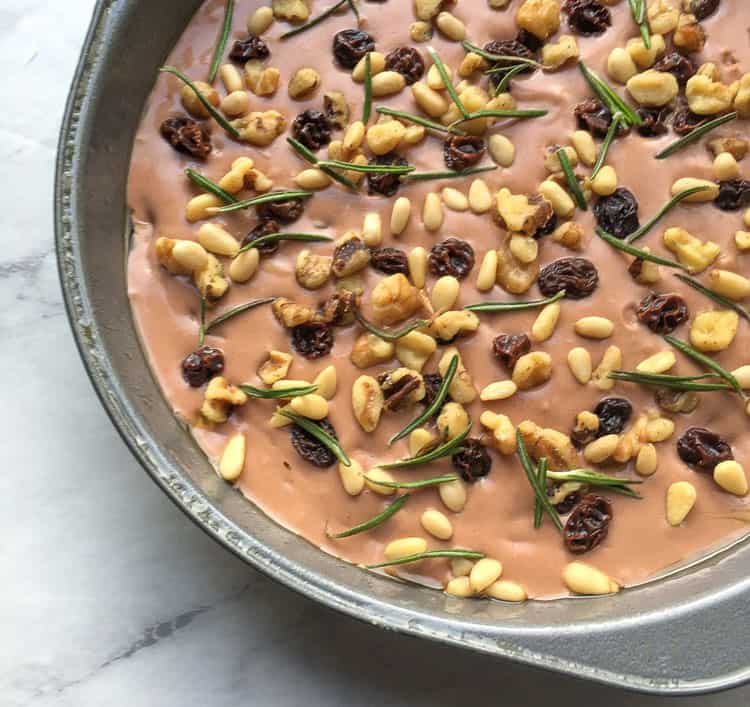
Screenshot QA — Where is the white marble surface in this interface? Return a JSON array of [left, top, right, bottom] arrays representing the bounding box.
[[4, 1, 750, 704]]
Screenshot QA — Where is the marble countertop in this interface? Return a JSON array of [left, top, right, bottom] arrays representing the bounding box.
[[4, 1, 750, 704]]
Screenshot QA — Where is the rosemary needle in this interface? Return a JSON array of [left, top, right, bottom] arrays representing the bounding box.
[[279, 411, 351, 466], [362, 52, 373, 124], [381, 424, 472, 470], [361, 475, 459, 490], [204, 297, 277, 334], [366, 549, 484, 569], [674, 274, 750, 323], [403, 165, 498, 182], [596, 228, 687, 270], [210, 190, 313, 215], [517, 430, 562, 532], [327, 495, 409, 539], [237, 233, 333, 254], [557, 148, 587, 210], [461, 40, 541, 68], [590, 112, 623, 180], [464, 289, 566, 313], [354, 308, 429, 342], [376, 106, 461, 134], [280, 0, 349, 39], [185, 168, 237, 204], [655, 112, 738, 159], [239, 384, 319, 400], [626, 187, 712, 243], [208, 0, 234, 83], [428, 47, 469, 119], [664, 335, 744, 397]]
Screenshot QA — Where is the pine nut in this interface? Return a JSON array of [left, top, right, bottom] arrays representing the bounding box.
[[294, 168, 332, 190], [289, 393, 329, 420], [636, 443, 658, 476], [412, 81, 449, 117], [480, 380, 518, 401], [590, 165, 618, 196], [445, 576, 472, 597], [391, 197, 412, 235], [470, 558, 503, 593], [671, 177, 720, 202], [364, 467, 397, 496], [488, 134, 515, 167], [459, 51, 484, 77], [714, 460, 748, 496], [592, 345, 622, 391], [531, 303, 561, 343], [219, 433, 246, 482], [343, 121, 366, 153], [247, 5, 274, 34], [219, 64, 244, 93], [402, 125, 426, 146], [339, 459, 365, 496], [708, 269, 750, 300], [572, 130, 598, 166], [486, 580, 527, 602], [172, 240, 209, 272], [362, 212, 383, 247], [409, 428, 435, 457], [575, 316, 614, 339], [584, 434, 619, 463], [636, 350, 675, 373], [567, 347, 592, 384], [371, 70, 406, 97], [435, 11, 466, 40], [509, 235, 538, 264], [439, 477, 467, 513], [384, 537, 428, 560], [420, 509, 454, 540], [198, 223, 240, 257], [539, 179, 576, 217], [451, 558, 474, 578], [313, 365, 337, 399], [426, 62, 450, 90], [423, 192, 444, 231], [607, 47, 638, 84], [666, 481, 697, 526], [352, 52, 386, 82], [367, 121, 406, 155], [645, 418, 675, 442], [441, 187, 469, 211], [186, 193, 222, 222], [563, 562, 619, 595], [220, 90, 250, 117], [408, 246, 427, 288], [468, 178, 492, 213], [229, 248, 260, 283], [476, 250, 498, 292], [431, 275, 460, 310], [713, 152, 740, 181]]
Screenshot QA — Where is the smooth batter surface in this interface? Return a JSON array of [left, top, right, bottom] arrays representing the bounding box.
[[128, 0, 750, 598]]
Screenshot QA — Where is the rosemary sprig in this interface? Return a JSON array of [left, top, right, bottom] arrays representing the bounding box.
[[287, 137, 359, 191], [674, 274, 750, 323], [375, 106, 460, 134], [626, 187, 712, 243], [239, 384, 319, 399], [390, 355, 459, 445], [208, 0, 234, 83], [449, 108, 548, 131], [557, 148, 587, 210], [279, 410, 351, 466], [628, 0, 651, 49], [280, 0, 349, 39], [327, 495, 409, 539], [366, 549, 484, 569], [160, 66, 240, 138], [608, 370, 731, 392], [381, 423, 472, 470], [198, 297, 207, 346], [185, 168, 237, 204], [461, 40, 541, 68], [578, 62, 641, 127], [655, 112, 737, 159], [428, 47, 469, 119], [237, 232, 333, 254], [664, 335, 744, 397], [362, 52, 373, 124], [403, 165, 498, 181], [354, 308, 429, 342], [320, 159, 415, 174], [590, 112, 623, 180], [464, 289, 566, 313], [361, 474, 459, 490], [596, 228, 687, 269], [547, 469, 643, 499], [491, 64, 528, 96], [204, 297, 276, 334], [210, 190, 313, 214], [517, 430, 563, 532], [533, 457, 548, 529]]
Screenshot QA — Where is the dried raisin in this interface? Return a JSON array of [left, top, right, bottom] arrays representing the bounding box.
[[181, 346, 224, 387], [594, 187, 640, 239], [318, 289, 357, 326], [593, 398, 632, 437], [636, 107, 671, 137], [637, 292, 689, 334], [291, 321, 334, 359], [552, 486, 582, 515], [538, 257, 599, 299], [229, 35, 270, 62], [653, 52, 695, 85], [292, 109, 332, 151], [672, 107, 706, 136], [385, 46, 425, 85], [452, 439, 492, 482], [574, 99, 629, 138], [563, 0, 611, 35], [422, 373, 444, 408], [492, 333, 531, 370], [242, 219, 281, 256], [715, 179, 750, 211], [428, 238, 475, 279], [443, 135, 486, 171], [370, 247, 409, 275], [564, 494, 612, 554], [367, 153, 408, 197], [677, 427, 733, 472], [160, 116, 212, 159], [688, 0, 720, 20], [484, 39, 536, 83], [333, 29, 375, 69], [290, 418, 339, 468], [256, 196, 305, 224]]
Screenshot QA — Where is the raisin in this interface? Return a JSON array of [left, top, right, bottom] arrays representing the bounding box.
[[367, 153, 408, 197], [492, 333, 531, 371], [443, 135, 487, 171], [652, 52, 695, 85], [242, 219, 281, 256], [385, 46, 425, 85], [160, 116, 212, 159], [672, 107, 706, 136], [534, 211, 558, 239], [229, 35, 269, 62], [422, 373, 444, 408], [563, 0, 611, 35], [688, 0, 720, 20], [378, 372, 422, 412], [677, 427, 733, 472], [370, 247, 409, 275], [594, 187, 640, 239], [636, 106, 672, 137], [428, 238, 476, 279], [484, 39, 536, 82], [333, 29, 376, 69], [291, 321, 334, 359], [715, 179, 750, 211], [318, 289, 357, 326], [290, 418, 339, 468], [593, 397, 632, 437], [637, 292, 689, 334], [552, 487, 582, 515], [574, 98, 629, 138], [564, 494, 612, 554], [538, 257, 599, 299], [181, 346, 224, 387], [256, 196, 305, 224], [292, 109, 332, 151], [452, 439, 492, 482], [516, 29, 544, 52]]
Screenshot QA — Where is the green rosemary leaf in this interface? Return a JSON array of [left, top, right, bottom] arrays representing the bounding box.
[[464, 289, 566, 313], [608, 370, 731, 392], [449, 108, 548, 131], [557, 148, 587, 210], [626, 187, 712, 243], [533, 457, 548, 529], [596, 228, 688, 269], [280, 0, 349, 39], [674, 274, 750, 323], [208, 0, 234, 83], [578, 62, 641, 127], [461, 40, 541, 68], [547, 468, 643, 499], [366, 549, 485, 569], [237, 232, 333, 254], [204, 297, 277, 334], [664, 335, 744, 397], [319, 159, 415, 174], [403, 165, 498, 181], [517, 430, 563, 532], [362, 52, 373, 123], [428, 47, 469, 119], [287, 136, 319, 165], [328, 495, 409, 539], [185, 168, 238, 204], [198, 297, 207, 346], [390, 355, 459, 445], [492, 63, 528, 96], [655, 112, 738, 159], [354, 308, 429, 342], [381, 423, 472, 470], [375, 106, 463, 134], [628, 0, 651, 49], [590, 112, 623, 180], [361, 474, 459, 490], [346, 0, 360, 22], [239, 384, 319, 399], [160, 66, 240, 138], [279, 410, 352, 466], [210, 190, 313, 214]]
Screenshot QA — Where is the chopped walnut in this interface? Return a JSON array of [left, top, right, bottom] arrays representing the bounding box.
[[371, 274, 421, 325], [495, 188, 554, 235], [200, 377, 248, 424]]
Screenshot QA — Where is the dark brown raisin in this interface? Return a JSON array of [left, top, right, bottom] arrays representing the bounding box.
[[291, 321, 334, 359], [672, 107, 706, 136], [492, 333, 531, 371], [333, 29, 375, 69], [574, 98, 629, 138], [160, 116, 212, 159], [594, 187, 640, 239], [229, 35, 270, 62], [677, 427, 733, 472], [564, 494, 612, 554], [452, 439, 492, 482], [318, 289, 357, 326], [637, 292, 689, 334], [483, 39, 536, 83], [538, 257, 599, 299], [292, 109, 332, 151], [594, 398, 632, 437], [687, 0, 720, 20], [551, 486, 582, 515], [378, 372, 422, 412], [385, 46, 425, 85], [242, 219, 281, 256], [256, 196, 305, 224], [370, 247, 409, 275], [367, 153, 408, 197], [563, 0, 611, 35], [290, 418, 338, 468], [428, 238, 476, 279], [715, 179, 750, 211], [422, 373, 444, 408], [516, 29, 544, 52], [652, 52, 695, 85], [636, 106, 672, 137], [181, 346, 224, 387], [443, 135, 486, 171], [533, 211, 558, 239]]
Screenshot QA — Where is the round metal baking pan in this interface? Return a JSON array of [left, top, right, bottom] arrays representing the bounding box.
[[56, 0, 750, 694]]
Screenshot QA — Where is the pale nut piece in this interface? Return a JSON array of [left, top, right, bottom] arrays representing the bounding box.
[[626, 70, 678, 107], [671, 178, 720, 202], [431, 275, 460, 311], [362, 212, 383, 248], [732, 365, 750, 390], [476, 250, 499, 292], [645, 418, 675, 443], [180, 80, 219, 119], [402, 125, 426, 146], [626, 34, 666, 70], [294, 168, 332, 190], [544, 146, 578, 174], [194, 254, 230, 302], [563, 562, 620, 595], [248, 6, 274, 35], [635, 443, 658, 476], [371, 70, 407, 97], [232, 110, 286, 146], [451, 557, 475, 578], [289, 393, 329, 420], [258, 351, 293, 386], [430, 311, 480, 345], [439, 477, 468, 513], [414, 0, 444, 21], [367, 120, 406, 156], [469, 558, 503, 594], [445, 576, 473, 597], [686, 74, 735, 115], [352, 52, 386, 82], [391, 197, 413, 236], [486, 580, 527, 602], [229, 248, 260, 284], [538, 180, 575, 218], [552, 222, 586, 251], [488, 134, 515, 167], [338, 458, 365, 496], [219, 434, 246, 482], [197, 224, 240, 257], [531, 303, 561, 343], [288, 67, 320, 99], [171, 240, 209, 273], [647, 0, 679, 34], [480, 380, 518, 402], [343, 121, 366, 154], [736, 230, 750, 252], [480, 411, 516, 455], [469, 179, 493, 214], [592, 346, 621, 391], [567, 347, 592, 384], [663, 226, 720, 273], [516, 0, 561, 40], [201, 377, 248, 424], [714, 152, 740, 182], [583, 434, 619, 464], [295, 250, 332, 290], [509, 235, 538, 264], [352, 375, 384, 432], [590, 166, 618, 196], [412, 81, 449, 118], [384, 537, 428, 561], [437, 402, 471, 440], [708, 270, 750, 301], [435, 11, 467, 41], [422, 192, 444, 231], [351, 333, 395, 368], [571, 130, 597, 167], [273, 298, 315, 328], [332, 233, 370, 278], [496, 188, 554, 235], [512, 352, 552, 390], [427, 62, 451, 90], [220, 90, 250, 117], [409, 428, 436, 457], [607, 48, 638, 84], [439, 348, 477, 404], [541, 34, 579, 70], [186, 193, 222, 223], [689, 310, 739, 352], [365, 467, 396, 496], [441, 187, 469, 212], [248, 67, 280, 97], [271, 0, 309, 22], [410, 20, 433, 43], [666, 481, 697, 526], [420, 509, 454, 540], [714, 460, 748, 497], [459, 52, 485, 78], [395, 330, 436, 372], [371, 273, 421, 325], [636, 350, 676, 374], [575, 316, 614, 340]]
